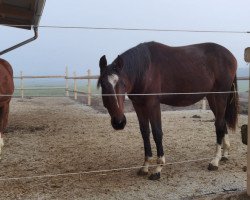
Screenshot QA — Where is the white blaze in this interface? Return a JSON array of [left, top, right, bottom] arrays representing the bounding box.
[[108, 74, 119, 108], [108, 74, 119, 88]]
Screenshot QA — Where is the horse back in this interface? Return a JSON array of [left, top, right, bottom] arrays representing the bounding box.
[[148, 42, 237, 87], [145, 42, 237, 106]]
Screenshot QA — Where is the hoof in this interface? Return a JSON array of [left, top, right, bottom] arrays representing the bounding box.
[[148, 172, 161, 180], [137, 169, 148, 176], [207, 163, 218, 171], [221, 156, 229, 161]]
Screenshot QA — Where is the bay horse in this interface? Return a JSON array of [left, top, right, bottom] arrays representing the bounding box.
[[98, 42, 238, 180], [0, 58, 14, 158]]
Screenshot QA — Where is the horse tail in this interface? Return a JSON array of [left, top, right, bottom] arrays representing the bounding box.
[[225, 75, 239, 130]]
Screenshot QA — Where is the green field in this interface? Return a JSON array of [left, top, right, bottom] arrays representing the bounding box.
[[13, 79, 101, 97], [238, 80, 249, 92], [12, 79, 248, 97]]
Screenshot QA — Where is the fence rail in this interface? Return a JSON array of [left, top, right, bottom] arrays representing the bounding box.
[[14, 67, 97, 105], [14, 75, 66, 79], [14, 67, 249, 106], [15, 87, 65, 90], [238, 76, 249, 80]]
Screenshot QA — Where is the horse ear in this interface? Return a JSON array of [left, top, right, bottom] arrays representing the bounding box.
[[116, 55, 124, 71], [99, 55, 107, 69]]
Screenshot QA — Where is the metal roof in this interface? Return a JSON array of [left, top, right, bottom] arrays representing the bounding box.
[[0, 0, 46, 30]]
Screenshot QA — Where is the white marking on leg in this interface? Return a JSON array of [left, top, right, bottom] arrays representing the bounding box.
[[155, 156, 166, 173], [223, 134, 230, 158], [0, 132, 4, 159], [108, 74, 119, 107], [210, 144, 222, 167], [141, 156, 153, 173]]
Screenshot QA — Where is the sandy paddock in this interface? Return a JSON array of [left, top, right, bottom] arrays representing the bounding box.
[[0, 97, 248, 200]]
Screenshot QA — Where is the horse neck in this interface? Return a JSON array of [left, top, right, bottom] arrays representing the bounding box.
[[120, 45, 151, 94], [121, 72, 135, 94]]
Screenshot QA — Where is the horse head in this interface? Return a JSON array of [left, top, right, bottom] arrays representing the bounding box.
[[98, 55, 127, 130]]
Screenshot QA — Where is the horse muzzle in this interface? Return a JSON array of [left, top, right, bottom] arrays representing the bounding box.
[[111, 115, 126, 130]]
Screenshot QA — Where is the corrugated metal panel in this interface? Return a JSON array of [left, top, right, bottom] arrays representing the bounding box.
[[0, 0, 46, 29]]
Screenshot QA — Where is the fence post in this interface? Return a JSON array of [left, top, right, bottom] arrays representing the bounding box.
[[74, 71, 77, 100], [244, 47, 250, 196], [87, 69, 92, 106], [247, 63, 250, 196], [65, 66, 69, 97], [20, 71, 24, 99]]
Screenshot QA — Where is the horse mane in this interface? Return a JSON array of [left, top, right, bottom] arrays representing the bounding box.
[[97, 42, 152, 88], [114, 42, 151, 84]]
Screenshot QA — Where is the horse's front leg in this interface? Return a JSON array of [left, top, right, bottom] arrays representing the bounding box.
[[0, 106, 5, 159], [149, 103, 165, 180], [133, 103, 153, 176], [0, 102, 10, 159]]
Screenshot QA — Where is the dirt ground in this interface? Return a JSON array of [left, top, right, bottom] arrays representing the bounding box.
[[0, 97, 248, 200]]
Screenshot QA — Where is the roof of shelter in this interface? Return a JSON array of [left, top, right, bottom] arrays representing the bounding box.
[[0, 0, 46, 30]]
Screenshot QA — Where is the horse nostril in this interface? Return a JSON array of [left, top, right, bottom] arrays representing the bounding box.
[[111, 115, 126, 130]]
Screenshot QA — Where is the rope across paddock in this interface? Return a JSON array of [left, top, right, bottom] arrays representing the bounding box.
[[1, 24, 250, 34], [0, 90, 246, 97], [0, 88, 247, 198], [0, 154, 241, 182]]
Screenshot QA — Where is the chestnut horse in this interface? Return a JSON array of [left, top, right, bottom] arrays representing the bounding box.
[[0, 58, 14, 158], [98, 42, 238, 180]]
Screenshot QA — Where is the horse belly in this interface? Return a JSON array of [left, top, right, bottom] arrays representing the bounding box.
[[160, 94, 205, 107]]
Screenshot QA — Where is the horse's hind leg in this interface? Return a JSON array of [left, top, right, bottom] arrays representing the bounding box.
[[222, 132, 230, 160], [207, 95, 228, 170], [133, 103, 153, 176], [208, 119, 227, 170]]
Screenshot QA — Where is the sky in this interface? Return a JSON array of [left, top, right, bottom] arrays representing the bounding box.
[[0, 0, 250, 76]]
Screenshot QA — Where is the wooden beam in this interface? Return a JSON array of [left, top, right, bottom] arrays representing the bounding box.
[[0, 17, 30, 24], [0, 4, 34, 20], [0, 18, 31, 29]]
